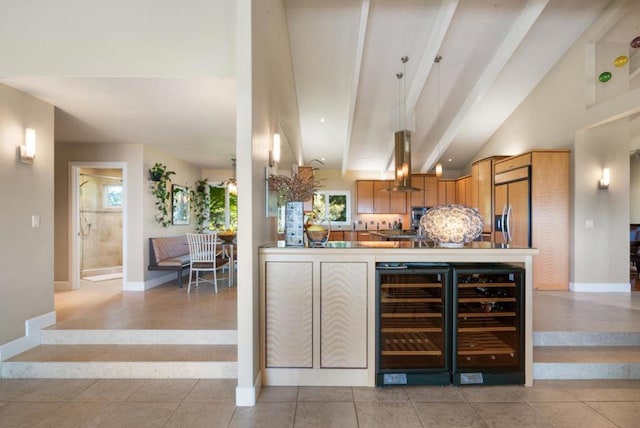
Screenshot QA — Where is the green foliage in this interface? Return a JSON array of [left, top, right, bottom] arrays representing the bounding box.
[[149, 163, 175, 227], [190, 179, 210, 233]]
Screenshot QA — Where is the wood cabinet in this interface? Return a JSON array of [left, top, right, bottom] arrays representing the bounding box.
[[328, 230, 344, 241], [262, 257, 370, 383], [356, 180, 406, 214], [494, 150, 569, 291], [408, 174, 438, 210], [455, 175, 471, 206], [471, 156, 508, 235], [437, 180, 456, 205]]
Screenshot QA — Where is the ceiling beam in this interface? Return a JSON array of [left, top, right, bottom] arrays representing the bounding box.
[[419, 0, 550, 173], [341, 0, 371, 176]]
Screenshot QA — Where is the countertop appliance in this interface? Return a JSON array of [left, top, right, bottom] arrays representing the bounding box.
[[411, 207, 429, 232]]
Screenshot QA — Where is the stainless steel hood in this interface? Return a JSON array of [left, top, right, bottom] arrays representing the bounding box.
[[385, 130, 420, 192]]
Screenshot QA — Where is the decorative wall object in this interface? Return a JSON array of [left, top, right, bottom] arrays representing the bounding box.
[[149, 163, 175, 227], [172, 184, 190, 225], [613, 55, 628, 67], [598, 71, 612, 83]]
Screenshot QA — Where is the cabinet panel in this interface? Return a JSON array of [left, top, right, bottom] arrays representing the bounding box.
[[321, 262, 368, 368], [410, 175, 425, 207], [328, 231, 344, 241], [373, 181, 389, 213], [389, 183, 407, 213], [424, 175, 438, 207], [356, 181, 374, 213], [265, 262, 313, 367]]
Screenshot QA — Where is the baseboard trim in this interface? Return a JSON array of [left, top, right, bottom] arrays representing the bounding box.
[[236, 371, 261, 407], [54, 281, 71, 292], [569, 282, 630, 292], [0, 311, 56, 361]]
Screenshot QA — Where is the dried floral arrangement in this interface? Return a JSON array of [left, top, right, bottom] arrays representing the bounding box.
[[268, 170, 320, 203]]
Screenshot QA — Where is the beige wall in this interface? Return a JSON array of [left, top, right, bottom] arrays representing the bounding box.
[[55, 143, 201, 289], [0, 84, 55, 345]]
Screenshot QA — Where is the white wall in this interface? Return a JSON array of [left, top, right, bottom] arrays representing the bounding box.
[[235, 0, 301, 406], [0, 84, 55, 346], [472, 2, 640, 290]]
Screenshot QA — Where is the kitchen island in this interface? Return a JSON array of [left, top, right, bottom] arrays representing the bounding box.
[[259, 241, 538, 387]]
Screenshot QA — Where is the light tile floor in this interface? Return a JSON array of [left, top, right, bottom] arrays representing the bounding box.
[[3, 278, 639, 426], [2, 378, 640, 427]]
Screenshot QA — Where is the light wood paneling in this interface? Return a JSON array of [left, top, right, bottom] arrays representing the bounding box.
[[320, 262, 368, 368], [266, 261, 313, 367], [356, 181, 374, 213]]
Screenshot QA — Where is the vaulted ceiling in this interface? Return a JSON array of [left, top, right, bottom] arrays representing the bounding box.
[[0, 0, 617, 174]]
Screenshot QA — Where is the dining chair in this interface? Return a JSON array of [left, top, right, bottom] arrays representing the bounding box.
[[186, 232, 229, 293]]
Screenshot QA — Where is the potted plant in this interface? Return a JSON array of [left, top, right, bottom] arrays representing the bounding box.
[[269, 170, 320, 246], [190, 178, 210, 233], [148, 163, 175, 227]]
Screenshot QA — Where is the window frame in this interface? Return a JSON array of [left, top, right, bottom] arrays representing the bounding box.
[[313, 190, 351, 226]]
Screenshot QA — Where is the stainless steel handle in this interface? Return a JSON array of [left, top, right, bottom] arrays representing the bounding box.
[[501, 205, 507, 242], [506, 205, 513, 243]]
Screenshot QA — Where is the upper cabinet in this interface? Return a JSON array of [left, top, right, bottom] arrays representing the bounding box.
[[356, 180, 407, 214], [437, 180, 456, 205], [408, 174, 438, 209]]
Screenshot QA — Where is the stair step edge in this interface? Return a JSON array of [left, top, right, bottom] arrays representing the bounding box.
[[40, 329, 237, 345], [0, 361, 237, 379], [534, 331, 640, 347], [533, 362, 640, 380]]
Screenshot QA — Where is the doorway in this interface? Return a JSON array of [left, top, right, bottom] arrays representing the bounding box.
[[70, 162, 127, 290]]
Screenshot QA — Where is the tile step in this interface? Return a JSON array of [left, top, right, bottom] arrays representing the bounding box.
[[0, 344, 237, 379], [533, 331, 640, 347], [41, 329, 237, 345], [533, 346, 640, 380]]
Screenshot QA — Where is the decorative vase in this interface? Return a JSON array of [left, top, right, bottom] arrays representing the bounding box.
[[306, 217, 331, 247], [284, 201, 305, 246]]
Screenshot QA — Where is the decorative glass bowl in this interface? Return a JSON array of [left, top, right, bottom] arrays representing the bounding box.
[[306, 218, 331, 247], [217, 232, 237, 243], [420, 205, 484, 247]]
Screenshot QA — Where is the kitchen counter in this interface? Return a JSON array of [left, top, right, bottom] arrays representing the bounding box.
[[259, 242, 538, 387]]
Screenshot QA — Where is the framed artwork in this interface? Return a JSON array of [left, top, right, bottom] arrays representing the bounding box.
[[172, 184, 190, 225]]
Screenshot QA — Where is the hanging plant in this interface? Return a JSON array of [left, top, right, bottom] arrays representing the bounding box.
[[190, 178, 210, 233], [149, 163, 175, 227]]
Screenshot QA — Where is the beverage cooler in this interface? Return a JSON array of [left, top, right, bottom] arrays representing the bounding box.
[[376, 263, 452, 386], [452, 263, 524, 385], [376, 262, 524, 386]]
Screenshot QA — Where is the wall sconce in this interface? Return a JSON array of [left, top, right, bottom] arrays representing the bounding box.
[[19, 128, 36, 164], [599, 167, 610, 189], [435, 162, 443, 178], [269, 133, 281, 167]]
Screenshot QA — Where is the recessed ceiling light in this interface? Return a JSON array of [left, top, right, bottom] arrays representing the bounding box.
[[320, 117, 326, 123], [448, 158, 453, 162]]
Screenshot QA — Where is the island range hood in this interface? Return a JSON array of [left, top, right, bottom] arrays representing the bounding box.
[[385, 56, 419, 193], [385, 129, 420, 192]]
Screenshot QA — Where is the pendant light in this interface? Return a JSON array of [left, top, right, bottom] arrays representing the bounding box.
[[434, 55, 443, 178], [386, 56, 419, 192]]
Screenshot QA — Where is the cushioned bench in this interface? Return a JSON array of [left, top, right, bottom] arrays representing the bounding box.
[[148, 235, 190, 288]]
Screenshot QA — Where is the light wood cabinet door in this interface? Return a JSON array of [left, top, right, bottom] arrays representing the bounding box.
[[356, 181, 374, 213], [438, 180, 456, 205], [265, 262, 313, 368], [424, 174, 438, 207], [389, 182, 407, 213], [456, 176, 471, 206], [320, 262, 368, 368], [373, 181, 389, 213], [410, 175, 425, 207], [477, 159, 493, 233]]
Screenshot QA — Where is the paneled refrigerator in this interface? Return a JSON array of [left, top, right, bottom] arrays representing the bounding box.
[[494, 166, 531, 247]]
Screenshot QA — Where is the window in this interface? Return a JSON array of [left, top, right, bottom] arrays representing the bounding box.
[[209, 186, 237, 230], [313, 190, 351, 225], [103, 184, 123, 209]]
